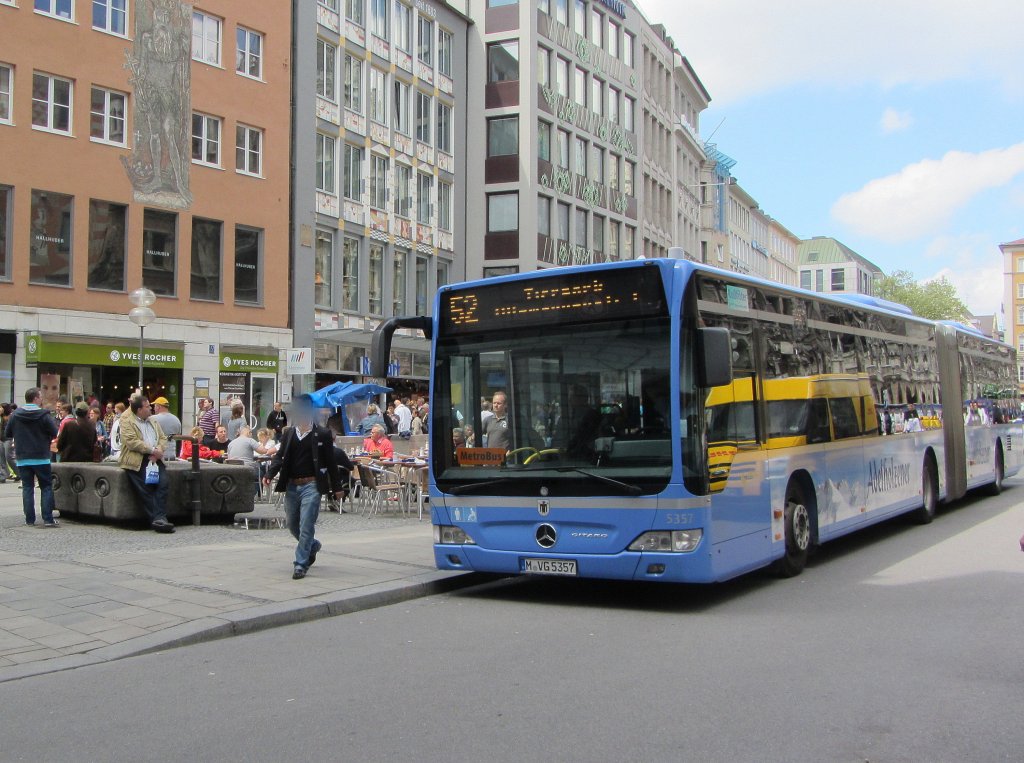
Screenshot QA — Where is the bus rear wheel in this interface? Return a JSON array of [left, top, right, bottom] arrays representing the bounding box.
[[912, 457, 938, 525], [773, 483, 811, 578], [985, 446, 1004, 496]]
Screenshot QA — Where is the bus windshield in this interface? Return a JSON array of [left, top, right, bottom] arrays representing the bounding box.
[[433, 315, 674, 496]]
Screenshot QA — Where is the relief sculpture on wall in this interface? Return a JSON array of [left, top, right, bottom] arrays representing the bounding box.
[[121, 0, 192, 209]]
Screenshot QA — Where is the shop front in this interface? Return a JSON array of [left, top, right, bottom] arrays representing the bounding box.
[[218, 350, 279, 430], [313, 330, 430, 399], [25, 333, 183, 413]]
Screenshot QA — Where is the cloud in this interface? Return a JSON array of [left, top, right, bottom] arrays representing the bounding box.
[[636, 0, 1024, 104], [880, 108, 913, 134], [830, 143, 1024, 242], [921, 234, 1003, 317]]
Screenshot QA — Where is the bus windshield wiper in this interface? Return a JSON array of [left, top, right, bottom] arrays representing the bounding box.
[[518, 465, 645, 496], [446, 478, 518, 495]]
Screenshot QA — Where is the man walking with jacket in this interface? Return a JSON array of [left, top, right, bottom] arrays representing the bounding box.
[[265, 394, 343, 579], [118, 394, 175, 533], [3, 387, 60, 527]]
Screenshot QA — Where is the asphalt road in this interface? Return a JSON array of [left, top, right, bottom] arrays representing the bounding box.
[[4, 482, 1024, 762]]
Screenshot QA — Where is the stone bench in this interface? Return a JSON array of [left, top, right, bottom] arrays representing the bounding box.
[[51, 461, 256, 522]]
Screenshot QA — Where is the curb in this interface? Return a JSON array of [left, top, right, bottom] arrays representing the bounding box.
[[0, 570, 489, 685]]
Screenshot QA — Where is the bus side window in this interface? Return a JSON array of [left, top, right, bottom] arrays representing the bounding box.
[[830, 398, 860, 440], [806, 398, 832, 444]]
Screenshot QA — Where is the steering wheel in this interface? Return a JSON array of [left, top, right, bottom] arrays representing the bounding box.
[[523, 448, 561, 465]]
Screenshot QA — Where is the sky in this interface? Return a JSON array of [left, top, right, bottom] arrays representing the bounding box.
[[636, 0, 1024, 318]]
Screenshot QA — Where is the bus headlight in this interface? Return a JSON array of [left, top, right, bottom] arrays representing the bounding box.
[[434, 525, 476, 545], [628, 530, 703, 553]]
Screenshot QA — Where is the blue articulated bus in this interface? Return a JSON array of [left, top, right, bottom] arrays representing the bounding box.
[[372, 258, 1021, 582]]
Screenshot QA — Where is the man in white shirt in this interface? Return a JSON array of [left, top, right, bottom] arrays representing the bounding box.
[[394, 399, 413, 437]]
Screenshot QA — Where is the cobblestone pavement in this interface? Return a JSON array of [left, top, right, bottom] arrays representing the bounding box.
[[0, 481, 471, 681]]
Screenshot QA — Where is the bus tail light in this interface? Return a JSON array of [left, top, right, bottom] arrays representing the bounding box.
[[628, 530, 703, 553], [434, 525, 476, 545]]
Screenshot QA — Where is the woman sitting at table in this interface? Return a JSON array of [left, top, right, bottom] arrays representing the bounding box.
[[362, 424, 394, 460], [179, 426, 224, 461]]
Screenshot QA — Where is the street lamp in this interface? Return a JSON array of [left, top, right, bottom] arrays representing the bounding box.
[[128, 287, 156, 393]]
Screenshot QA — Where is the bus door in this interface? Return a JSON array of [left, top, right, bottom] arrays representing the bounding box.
[[821, 395, 867, 531]]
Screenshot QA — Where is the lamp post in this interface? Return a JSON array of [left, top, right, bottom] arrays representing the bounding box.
[[128, 287, 156, 394]]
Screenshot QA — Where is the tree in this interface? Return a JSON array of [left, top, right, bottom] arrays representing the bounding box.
[[874, 270, 970, 322]]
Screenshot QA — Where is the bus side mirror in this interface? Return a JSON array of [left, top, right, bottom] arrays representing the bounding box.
[[697, 327, 732, 388]]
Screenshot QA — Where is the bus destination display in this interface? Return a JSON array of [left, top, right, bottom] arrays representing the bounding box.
[[440, 266, 667, 334]]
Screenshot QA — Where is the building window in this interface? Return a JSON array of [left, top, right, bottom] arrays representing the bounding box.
[[624, 225, 634, 260], [369, 244, 384, 315], [573, 66, 586, 108], [436, 102, 452, 153], [415, 255, 428, 313], [35, 0, 73, 20], [552, 0, 567, 23], [319, 0, 339, 9], [574, 208, 587, 249], [589, 8, 602, 47], [417, 172, 432, 224], [593, 214, 604, 254], [573, 0, 584, 33], [624, 96, 635, 132], [394, 80, 410, 135], [607, 153, 619, 189], [1017, 256, 1024, 273], [417, 16, 433, 67], [437, 258, 449, 289], [800, 270, 811, 290], [369, 67, 387, 124], [192, 10, 222, 66], [317, 40, 337, 101], [236, 26, 263, 79], [1018, 283, 1024, 300], [1019, 365, 1024, 383], [831, 268, 845, 291], [487, 192, 518, 233], [607, 86, 619, 124], [235, 124, 263, 176], [316, 132, 336, 194], [487, 41, 519, 82], [0, 186, 10, 280], [1018, 305, 1024, 325], [393, 249, 407, 315], [590, 145, 604, 182], [315, 229, 333, 308], [557, 201, 569, 241], [537, 47, 550, 88], [346, 0, 364, 26], [0, 64, 11, 124], [394, 1, 412, 52], [343, 143, 363, 201], [557, 128, 569, 169], [395, 163, 412, 217], [623, 32, 634, 67], [415, 90, 431, 144], [438, 29, 453, 76], [815, 269, 824, 292], [591, 77, 603, 117], [234, 226, 261, 304], [190, 218, 222, 301], [29, 189, 73, 286], [89, 87, 126, 145], [574, 136, 587, 176], [608, 220, 619, 260], [1018, 337, 1024, 352], [607, 20, 618, 58], [342, 236, 359, 310], [344, 54, 363, 112], [32, 72, 72, 134], [537, 195, 550, 237], [86, 199, 126, 292], [370, 155, 388, 209], [538, 120, 551, 162], [555, 56, 569, 98], [191, 113, 221, 166], [487, 116, 518, 157], [370, 0, 388, 39], [438, 180, 452, 231], [623, 160, 634, 195], [142, 209, 176, 296], [92, 0, 127, 35]]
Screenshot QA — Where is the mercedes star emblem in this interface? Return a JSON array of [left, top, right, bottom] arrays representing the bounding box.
[[535, 523, 557, 549]]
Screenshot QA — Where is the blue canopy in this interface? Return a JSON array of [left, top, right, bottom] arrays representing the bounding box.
[[307, 382, 391, 435]]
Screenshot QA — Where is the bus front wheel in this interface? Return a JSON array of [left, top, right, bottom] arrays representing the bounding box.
[[773, 483, 811, 578], [985, 446, 1005, 496]]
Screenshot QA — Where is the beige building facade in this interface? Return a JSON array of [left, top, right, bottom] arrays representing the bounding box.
[[999, 237, 1024, 390]]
